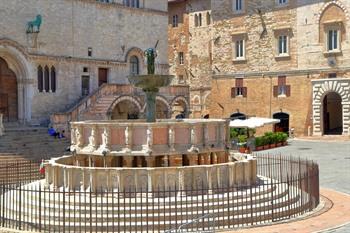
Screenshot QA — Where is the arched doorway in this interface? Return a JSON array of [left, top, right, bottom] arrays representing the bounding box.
[[273, 112, 289, 134], [230, 112, 246, 120], [156, 100, 169, 119], [111, 100, 140, 120], [171, 98, 188, 119], [0, 57, 17, 122], [323, 92, 342, 135]]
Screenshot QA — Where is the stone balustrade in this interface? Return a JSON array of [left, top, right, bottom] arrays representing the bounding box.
[[70, 119, 230, 157], [0, 114, 4, 136], [45, 155, 257, 192]]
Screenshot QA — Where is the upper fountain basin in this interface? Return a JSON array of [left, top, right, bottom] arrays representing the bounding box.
[[128, 75, 174, 90]]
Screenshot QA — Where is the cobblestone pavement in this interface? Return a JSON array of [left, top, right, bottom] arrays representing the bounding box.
[[256, 139, 350, 233]]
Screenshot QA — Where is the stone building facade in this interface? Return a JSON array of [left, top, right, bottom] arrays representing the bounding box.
[[170, 0, 350, 136], [0, 0, 176, 125], [168, 0, 212, 118]]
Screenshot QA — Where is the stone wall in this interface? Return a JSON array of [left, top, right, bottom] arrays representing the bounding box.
[[209, 0, 350, 136], [0, 0, 169, 124], [168, 0, 212, 118]]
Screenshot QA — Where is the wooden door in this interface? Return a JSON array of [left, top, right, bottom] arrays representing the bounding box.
[[98, 68, 108, 87]]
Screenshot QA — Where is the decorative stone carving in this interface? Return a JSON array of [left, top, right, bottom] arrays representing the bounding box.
[[143, 126, 153, 154], [85, 126, 97, 152], [0, 114, 4, 137], [124, 126, 132, 153], [168, 126, 175, 151], [188, 126, 199, 153], [99, 127, 110, 153]]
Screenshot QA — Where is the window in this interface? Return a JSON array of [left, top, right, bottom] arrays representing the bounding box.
[[195, 14, 199, 27], [172, 15, 178, 27], [37, 66, 43, 92], [123, 0, 139, 8], [233, 0, 243, 12], [179, 52, 184, 65], [88, 47, 92, 57], [207, 12, 211, 25], [198, 13, 202, 27], [44, 66, 50, 92], [327, 29, 339, 51], [235, 39, 245, 59], [50, 66, 56, 93], [273, 76, 291, 97], [129, 56, 139, 75], [231, 78, 247, 98], [278, 35, 288, 55], [276, 0, 288, 6], [328, 73, 337, 78], [37, 65, 57, 93]]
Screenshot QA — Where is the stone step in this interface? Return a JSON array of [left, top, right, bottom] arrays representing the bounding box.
[[3, 203, 308, 232]]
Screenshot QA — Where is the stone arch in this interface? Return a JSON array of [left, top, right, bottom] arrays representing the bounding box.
[[107, 95, 143, 119], [312, 79, 350, 136], [171, 96, 190, 118], [0, 40, 32, 122], [141, 95, 171, 119], [318, 1, 348, 42], [313, 80, 349, 104], [317, 1, 349, 23], [125, 47, 144, 75]]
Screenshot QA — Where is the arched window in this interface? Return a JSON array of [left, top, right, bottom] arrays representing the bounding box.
[[44, 66, 50, 92], [230, 112, 246, 120], [199, 13, 202, 26], [50, 66, 56, 93], [130, 56, 139, 75], [194, 14, 199, 27], [207, 12, 211, 25], [37, 66, 43, 92], [123, 0, 130, 7]]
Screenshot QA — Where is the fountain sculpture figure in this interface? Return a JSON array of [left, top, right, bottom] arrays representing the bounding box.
[[128, 47, 173, 122]]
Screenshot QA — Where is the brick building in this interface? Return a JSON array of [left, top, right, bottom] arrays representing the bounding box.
[[169, 0, 350, 136]]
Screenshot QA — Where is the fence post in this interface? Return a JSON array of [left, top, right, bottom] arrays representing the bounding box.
[[39, 183, 42, 232]]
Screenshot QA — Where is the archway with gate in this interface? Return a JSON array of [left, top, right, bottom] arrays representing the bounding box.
[[273, 112, 290, 134], [322, 92, 343, 135], [312, 79, 350, 136], [0, 57, 17, 122]]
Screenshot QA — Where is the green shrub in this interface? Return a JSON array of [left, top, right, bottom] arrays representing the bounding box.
[[238, 135, 247, 144], [264, 132, 274, 144], [255, 137, 263, 147]]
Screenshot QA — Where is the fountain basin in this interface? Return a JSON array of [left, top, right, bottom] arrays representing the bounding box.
[[128, 75, 174, 91]]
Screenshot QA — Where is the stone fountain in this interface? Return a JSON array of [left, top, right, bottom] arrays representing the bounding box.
[[44, 47, 257, 192]]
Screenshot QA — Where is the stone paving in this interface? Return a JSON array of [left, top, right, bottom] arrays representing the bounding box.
[[254, 139, 350, 233]]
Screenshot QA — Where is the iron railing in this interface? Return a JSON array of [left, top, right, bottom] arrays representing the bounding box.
[[0, 154, 319, 232]]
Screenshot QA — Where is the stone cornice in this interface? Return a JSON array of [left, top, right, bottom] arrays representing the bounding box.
[[71, 0, 168, 16], [30, 53, 170, 68], [212, 66, 350, 79]]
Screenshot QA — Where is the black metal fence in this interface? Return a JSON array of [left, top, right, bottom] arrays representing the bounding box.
[[0, 154, 319, 233]]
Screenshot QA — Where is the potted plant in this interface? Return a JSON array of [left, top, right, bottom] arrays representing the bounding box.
[[270, 133, 277, 148], [262, 136, 270, 150], [281, 132, 288, 146], [276, 132, 283, 147], [255, 137, 264, 151], [238, 135, 247, 153]]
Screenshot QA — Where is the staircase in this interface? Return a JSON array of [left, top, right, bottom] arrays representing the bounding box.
[[0, 176, 314, 233], [50, 84, 190, 133], [0, 125, 70, 161]]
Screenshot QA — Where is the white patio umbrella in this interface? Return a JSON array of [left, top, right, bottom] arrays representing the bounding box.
[[229, 117, 280, 129]]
